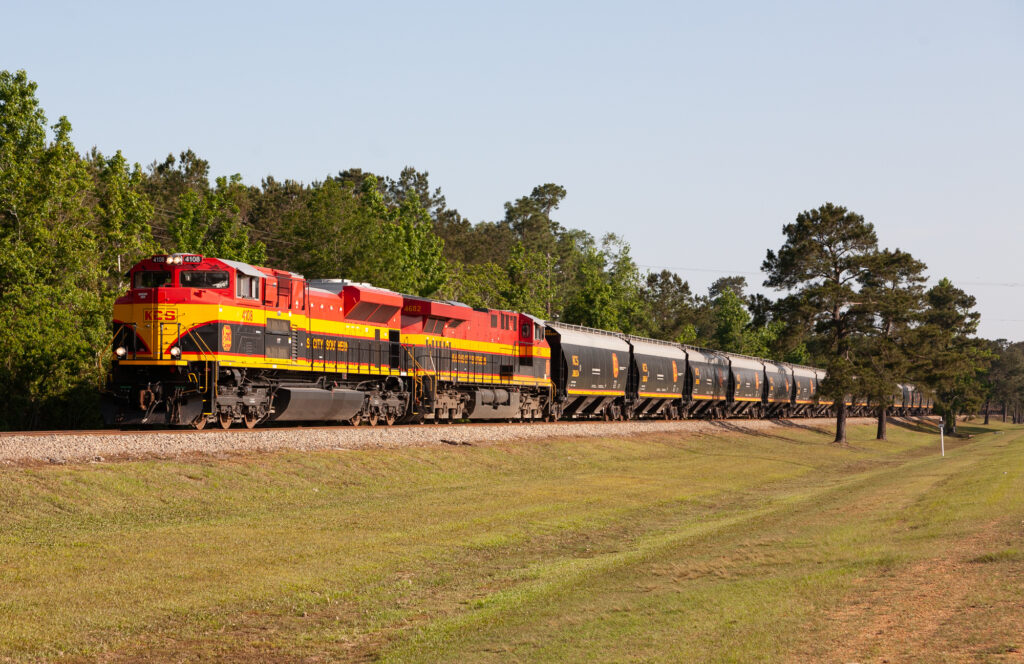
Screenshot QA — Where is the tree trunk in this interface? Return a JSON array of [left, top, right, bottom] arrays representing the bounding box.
[[984, 399, 990, 425], [834, 401, 848, 444], [876, 404, 887, 440], [944, 410, 957, 435], [1002, 401, 1007, 423]]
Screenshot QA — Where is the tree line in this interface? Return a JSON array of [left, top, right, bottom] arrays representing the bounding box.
[[0, 69, 1014, 436]]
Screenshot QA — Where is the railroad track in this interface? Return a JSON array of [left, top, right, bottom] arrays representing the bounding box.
[[0, 417, 931, 467]]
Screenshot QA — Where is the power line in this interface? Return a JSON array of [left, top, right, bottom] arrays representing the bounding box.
[[637, 263, 763, 277], [958, 281, 1024, 288]]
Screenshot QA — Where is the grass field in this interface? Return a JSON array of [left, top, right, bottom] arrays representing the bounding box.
[[1, 419, 1022, 663]]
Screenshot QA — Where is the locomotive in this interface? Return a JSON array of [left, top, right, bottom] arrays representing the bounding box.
[[103, 254, 932, 429]]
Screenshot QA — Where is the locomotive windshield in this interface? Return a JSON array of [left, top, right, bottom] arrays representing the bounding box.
[[180, 270, 230, 289], [133, 271, 171, 289]]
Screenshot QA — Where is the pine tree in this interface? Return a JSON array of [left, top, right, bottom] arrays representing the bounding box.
[[762, 203, 878, 444]]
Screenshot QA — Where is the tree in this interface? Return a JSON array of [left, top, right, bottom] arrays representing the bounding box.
[[916, 278, 989, 434], [285, 175, 446, 296], [500, 243, 556, 318], [640, 270, 698, 342], [168, 174, 267, 264], [377, 187, 448, 297], [89, 149, 158, 289], [246, 176, 307, 269], [985, 340, 1024, 423], [709, 288, 750, 353], [708, 275, 747, 300], [0, 69, 109, 428], [762, 203, 879, 444], [503, 183, 566, 258], [857, 249, 928, 440], [561, 234, 646, 333], [439, 261, 510, 310]]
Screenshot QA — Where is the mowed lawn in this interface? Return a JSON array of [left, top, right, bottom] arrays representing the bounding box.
[[1, 420, 1022, 663]]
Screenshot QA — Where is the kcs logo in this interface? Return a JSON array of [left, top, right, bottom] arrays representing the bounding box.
[[144, 310, 177, 321]]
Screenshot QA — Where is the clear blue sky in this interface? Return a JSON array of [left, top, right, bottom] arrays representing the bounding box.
[[4, 1, 1022, 339]]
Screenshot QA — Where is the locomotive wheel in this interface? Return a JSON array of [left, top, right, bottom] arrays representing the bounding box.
[[192, 415, 208, 430], [218, 413, 232, 430], [385, 413, 396, 426], [348, 414, 361, 427], [367, 412, 378, 427], [244, 413, 258, 429]]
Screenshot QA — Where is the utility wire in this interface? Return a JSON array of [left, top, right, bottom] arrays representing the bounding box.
[[637, 263, 763, 277]]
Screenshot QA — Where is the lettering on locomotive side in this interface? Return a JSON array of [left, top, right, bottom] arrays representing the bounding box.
[[241, 309, 254, 323], [144, 310, 176, 321], [451, 352, 486, 366], [309, 337, 348, 352]]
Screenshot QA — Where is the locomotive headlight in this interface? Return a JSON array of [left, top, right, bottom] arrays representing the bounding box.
[[115, 346, 127, 358], [169, 346, 182, 358]]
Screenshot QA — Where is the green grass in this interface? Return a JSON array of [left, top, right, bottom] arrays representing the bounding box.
[[1, 419, 1022, 662]]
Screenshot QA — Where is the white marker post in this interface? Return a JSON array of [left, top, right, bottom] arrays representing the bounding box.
[[938, 417, 945, 457]]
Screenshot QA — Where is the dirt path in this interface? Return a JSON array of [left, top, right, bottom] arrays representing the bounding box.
[[825, 520, 1024, 663]]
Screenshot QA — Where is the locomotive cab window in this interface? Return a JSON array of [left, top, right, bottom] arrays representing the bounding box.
[[132, 271, 171, 289], [180, 270, 230, 289], [236, 272, 260, 299], [521, 322, 531, 339]]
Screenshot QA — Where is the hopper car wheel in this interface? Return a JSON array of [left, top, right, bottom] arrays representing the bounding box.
[[218, 413, 232, 430]]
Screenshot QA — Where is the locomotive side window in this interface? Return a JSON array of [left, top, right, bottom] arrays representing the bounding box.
[[521, 322, 531, 339], [133, 271, 171, 288], [490, 314, 497, 328], [236, 272, 260, 299], [181, 270, 230, 289]]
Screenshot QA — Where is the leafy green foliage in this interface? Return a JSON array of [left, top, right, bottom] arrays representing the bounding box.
[[169, 174, 267, 264], [0, 70, 108, 428]]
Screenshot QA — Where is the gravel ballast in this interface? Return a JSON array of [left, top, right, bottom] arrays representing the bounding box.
[[0, 417, 908, 466]]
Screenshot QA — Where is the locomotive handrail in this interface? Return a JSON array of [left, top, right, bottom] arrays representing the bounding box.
[[185, 325, 216, 360], [110, 322, 140, 360]]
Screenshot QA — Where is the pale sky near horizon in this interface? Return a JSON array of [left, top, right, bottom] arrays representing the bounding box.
[[4, 1, 1022, 339]]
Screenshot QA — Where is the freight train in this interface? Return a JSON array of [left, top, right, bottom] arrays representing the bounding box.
[[103, 254, 933, 429]]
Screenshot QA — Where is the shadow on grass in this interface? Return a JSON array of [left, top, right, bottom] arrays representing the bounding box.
[[773, 419, 833, 434], [706, 419, 816, 444], [887, 417, 943, 435], [888, 417, 1007, 439], [954, 422, 1003, 437]]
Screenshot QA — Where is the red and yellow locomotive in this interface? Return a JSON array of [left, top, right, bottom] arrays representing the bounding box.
[[105, 254, 552, 428]]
